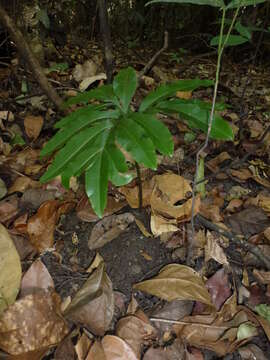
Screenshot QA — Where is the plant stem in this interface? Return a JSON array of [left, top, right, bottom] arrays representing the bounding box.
[[135, 162, 143, 212]]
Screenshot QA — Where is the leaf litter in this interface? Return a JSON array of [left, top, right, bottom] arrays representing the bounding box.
[[0, 32, 270, 360]]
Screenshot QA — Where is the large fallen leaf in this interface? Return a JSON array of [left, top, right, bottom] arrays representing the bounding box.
[[102, 335, 138, 360], [20, 259, 54, 297], [116, 314, 157, 357], [0, 290, 68, 355], [88, 213, 135, 250], [119, 177, 155, 209], [150, 174, 200, 222], [205, 231, 228, 265], [0, 224, 22, 314], [225, 207, 270, 238], [64, 262, 114, 336], [133, 264, 213, 307], [143, 339, 185, 360]]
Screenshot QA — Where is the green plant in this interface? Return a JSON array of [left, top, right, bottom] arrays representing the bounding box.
[[40, 67, 233, 217], [170, 48, 187, 64]]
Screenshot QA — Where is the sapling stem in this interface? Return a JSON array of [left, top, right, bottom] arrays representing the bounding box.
[[135, 162, 143, 212]]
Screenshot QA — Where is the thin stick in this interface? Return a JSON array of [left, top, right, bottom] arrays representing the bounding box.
[[197, 214, 270, 271], [135, 162, 143, 212], [138, 31, 169, 80]]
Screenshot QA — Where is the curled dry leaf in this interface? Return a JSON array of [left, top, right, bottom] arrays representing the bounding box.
[[0, 224, 22, 314], [133, 264, 213, 307], [116, 314, 157, 358], [64, 262, 114, 336], [205, 231, 228, 266], [150, 174, 200, 222], [245, 194, 270, 215], [75, 333, 92, 360], [206, 152, 231, 173], [102, 335, 139, 360], [27, 200, 74, 253], [8, 176, 39, 194], [0, 290, 68, 355], [20, 259, 54, 297], [24, 115, 44, 140], [88, 213, 135, 250]]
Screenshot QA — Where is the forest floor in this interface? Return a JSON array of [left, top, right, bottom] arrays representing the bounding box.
[[0, 37, 270, 359]]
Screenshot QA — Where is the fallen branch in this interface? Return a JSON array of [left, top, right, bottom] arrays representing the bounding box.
[[197, 214, 270, 270], [0, 4, 63, 110]]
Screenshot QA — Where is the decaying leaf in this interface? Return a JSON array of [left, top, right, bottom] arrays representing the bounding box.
[[206, 152, 231, 173], [0, 224, 22, 314], [0, 290, 68, 355], [88, 213, 135, 250], [20, 259, 54, 297], [64, 262, 114, 336], [205, 231, 228, 265], [24, 115, 44, 140], [119, 177, 155, 209], [150, 174, 200, 222], [133, 264, 213, 307], [116, 314, 157, 357], [143, 339, 185, 360], [225, 207, 270, 238]]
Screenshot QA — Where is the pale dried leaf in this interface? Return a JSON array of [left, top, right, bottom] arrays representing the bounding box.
[[102, 335, 139, 360], [88, 213, 135, 250], [205, 232, 228, 265], [24, 115, 44, 140], [0, 224, 22, 314], [133, 264, 213, 306]]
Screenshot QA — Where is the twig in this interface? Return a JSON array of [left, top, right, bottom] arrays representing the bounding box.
[[135, 162, 143, 212], [150, 317, 228, 329], [196, 214, 270, 271], [138, 31, 168, 80]]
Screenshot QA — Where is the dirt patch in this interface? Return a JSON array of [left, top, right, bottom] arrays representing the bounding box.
[[42, 211, 173, 300]]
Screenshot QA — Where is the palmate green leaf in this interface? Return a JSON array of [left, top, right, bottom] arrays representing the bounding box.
[[139, 79, 213, 112], [113, 67, 137, 113], [146, 0, 225, 8], [63, 85, 119, 108], [115, 117, 157, 169], [40, 109, 119, 157], [210, 34, 249, 47], [40, 120, 113, 183], [226, 0, 266, 9], [157, 100, 234, 140], [131, 112, 174, 156]]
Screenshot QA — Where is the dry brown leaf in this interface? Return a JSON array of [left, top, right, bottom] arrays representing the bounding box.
[[150, 213, 179, 236], [174, 309, 255, 356], [245, 194, 270, 215], [88, 213, 135, 250], [86, 340, 106, 360], [264, 227, 270, 241], [0, 290, 68, 355], [135, 218, 152, 237], [238, 343, 268, 360], [116, 315, 157, 357], [150, 174, 200, 221], [76, 194, 127, 222], [133, 264, 213, 307], [176, 91, 192, 99], [64, 262, 114, 336], [205, 231, 228, 265], [0, 194, 19, 224], [101, 335, 139, 360], [54, 336, 75, 360], [8, 176, 39, 194], [199, 203, 223, 222], [230, 168, 252, 181], [225, 199, 243, 213], [206, 152, 231, 173], [75, 333, 92, 360], [20, 259, 54, 297], [119, 178, 155, 209], [0, 224, 22, 314], [27, 200, 73, 253], [253, 269, 270, 285], [24, 115, 44, 140], [143, 339, 185, 360]]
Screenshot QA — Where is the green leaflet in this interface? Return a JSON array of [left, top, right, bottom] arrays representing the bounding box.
[[210, 34, 249, 47], [157, 99, 234, 140], [85, 149, 110, 218], [139, 79, 213, 112], [63, 85, 119, 107], [226, 0, 266, 9], [113, 67, 137, 113], [131, 112, 174, 156], [54, 107, 119, 130], [40, 121, 113, 183], [115, 116, 157, 169]]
